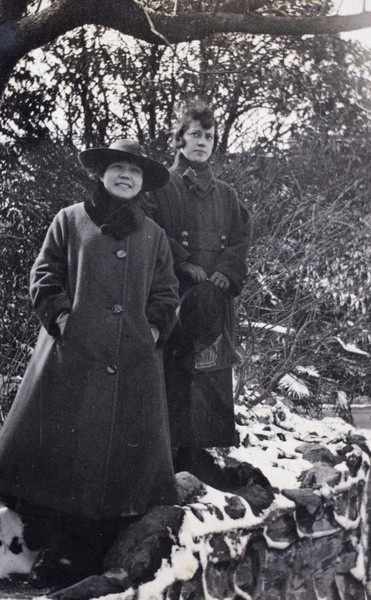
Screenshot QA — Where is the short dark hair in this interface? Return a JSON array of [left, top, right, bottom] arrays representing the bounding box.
[[173, 99, 219, 152], [95, 156, 141, 179]]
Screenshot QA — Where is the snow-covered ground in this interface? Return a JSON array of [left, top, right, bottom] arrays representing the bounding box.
[[0, 505, 38, 579]]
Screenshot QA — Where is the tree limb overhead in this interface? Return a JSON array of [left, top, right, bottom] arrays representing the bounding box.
[[0, 0, 371, 97]]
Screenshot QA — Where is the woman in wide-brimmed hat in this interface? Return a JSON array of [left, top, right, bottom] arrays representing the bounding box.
[[0, 139, 179, 586]]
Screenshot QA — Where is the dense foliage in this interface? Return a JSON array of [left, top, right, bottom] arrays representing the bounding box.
[[1, 26, 371, 423]]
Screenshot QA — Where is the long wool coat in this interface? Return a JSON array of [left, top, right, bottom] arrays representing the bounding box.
[[0, 200, 179, 520], [149, 153, 251, 448]]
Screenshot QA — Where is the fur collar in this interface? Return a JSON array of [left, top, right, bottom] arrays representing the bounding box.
[[84, 182, 145, 239]]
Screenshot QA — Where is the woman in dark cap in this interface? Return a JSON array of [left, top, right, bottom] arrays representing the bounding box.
[[148, 100, 251, 472], [0, 139, 179, 586]]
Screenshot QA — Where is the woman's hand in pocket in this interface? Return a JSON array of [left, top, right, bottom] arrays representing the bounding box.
[[56, 312, 69, 335], [150, 325, 160, 344]]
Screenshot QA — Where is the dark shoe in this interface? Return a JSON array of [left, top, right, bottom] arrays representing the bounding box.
[[28, 547, 98, 589]]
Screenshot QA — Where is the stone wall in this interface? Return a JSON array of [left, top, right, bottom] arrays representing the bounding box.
[[101, 399, 371, 600], [0, 398, 369, 600]]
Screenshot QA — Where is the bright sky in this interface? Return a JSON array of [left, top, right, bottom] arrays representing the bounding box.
[[338, 0, 371, 46], [343, 28, 371, 46]]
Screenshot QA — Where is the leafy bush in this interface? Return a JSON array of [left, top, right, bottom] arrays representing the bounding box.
[[0, 139, 90, 418], [230, 127, 371, 421], [1, 28, 371, 423]]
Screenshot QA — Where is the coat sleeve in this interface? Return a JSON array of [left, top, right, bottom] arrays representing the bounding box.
[[30, 210, 72, 336], [214, 187, 252, 297], [146, 228, 180, 347], [146, 187, 191, 270]]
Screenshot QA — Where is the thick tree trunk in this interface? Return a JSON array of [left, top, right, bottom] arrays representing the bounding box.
[[0, 0, 156, 97]]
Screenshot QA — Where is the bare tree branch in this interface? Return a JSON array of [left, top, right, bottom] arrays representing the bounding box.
[[1, 0, 371, 97]]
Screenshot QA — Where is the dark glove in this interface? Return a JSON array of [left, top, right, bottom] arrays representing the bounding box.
[[179, 262, 208, 283]]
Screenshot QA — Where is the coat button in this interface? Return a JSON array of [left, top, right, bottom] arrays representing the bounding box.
[[182, 240, 189, 247], [221, 244, 225, 249], [189, 184, 197, 193], [221, 235, 227, 241], [106, 365, 117, 374], [101, 224, 112, 235], [181, 231, 189, 237], [116, 250, 127, 259], [112, 304, 123, 314]]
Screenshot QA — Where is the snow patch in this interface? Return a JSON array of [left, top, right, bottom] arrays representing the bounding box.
[[0, 505, 38, 578]]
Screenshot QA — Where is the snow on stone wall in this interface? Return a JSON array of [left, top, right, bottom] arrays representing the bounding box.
[[0, 398, 369, 600], [120, 399, 371, 600]]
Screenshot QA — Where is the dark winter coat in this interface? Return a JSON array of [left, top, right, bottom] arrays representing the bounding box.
[[148, 153, 251, 447], [0, 195, 179, 520]]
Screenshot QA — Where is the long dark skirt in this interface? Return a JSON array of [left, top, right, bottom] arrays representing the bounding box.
[[165, 350, 237, 448]]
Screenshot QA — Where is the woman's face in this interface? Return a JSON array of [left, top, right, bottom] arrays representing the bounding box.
[[181, 119, 215, 164], [100, 160, 143, 200]]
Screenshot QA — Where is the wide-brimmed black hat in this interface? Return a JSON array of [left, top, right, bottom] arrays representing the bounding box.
[[172, 281, 226, 356], [78, 139, 169, 191]]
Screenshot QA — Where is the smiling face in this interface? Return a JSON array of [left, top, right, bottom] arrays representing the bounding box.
[[100, 160, 144, 200], [181, 119, 215, 164]]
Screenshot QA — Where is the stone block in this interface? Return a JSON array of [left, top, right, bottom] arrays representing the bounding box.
[[295, 504, 316, 534], [177, 568, 204, 600], [282, 488, 322, 515], [234, 539, 260, 598], [164, 579, 182, 600], [333, 490, 349, 517], [265, 513, 297, 545], [333, 483, 363, 523], [204, 560, 236, 600], [257, 544, 302, 600], [176, 472, 207, 505], [312, 507, 341, 535], [345, 447, 363, 477], [287, 538, 314, 591], [208, 532, 232, 560], [336, 535, 358, 573], [103, 505, 184, 583], [300, 443, 337, 465], [300, 463, 341, 488], [236, 483, 275, 515], [348, 484, 361, 521], [346, 433, 371, 456], [311, 536, 342, 598], [311, 532, 342, 566], [223, 495, 246, 520]]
